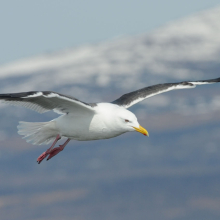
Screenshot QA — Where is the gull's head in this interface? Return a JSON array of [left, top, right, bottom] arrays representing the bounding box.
[[96, 103, 149, 137], [115, 107, 149, 136]]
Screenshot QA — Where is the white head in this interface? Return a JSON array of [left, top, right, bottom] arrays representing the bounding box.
[[96, 103, 149, 136]]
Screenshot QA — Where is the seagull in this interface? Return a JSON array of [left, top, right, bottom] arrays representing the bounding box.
[[0, 77, 220, 164]]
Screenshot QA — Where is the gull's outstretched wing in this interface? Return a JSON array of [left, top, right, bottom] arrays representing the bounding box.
[[0, 91, 96, 114], [112, 77, 220, 108]]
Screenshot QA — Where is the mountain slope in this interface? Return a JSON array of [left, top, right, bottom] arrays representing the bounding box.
[[0, 7, 220, 91]]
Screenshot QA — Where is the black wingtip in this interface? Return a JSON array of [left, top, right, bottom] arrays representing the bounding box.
[[206, 77, 220, 83], [214, 77, 220, 82]]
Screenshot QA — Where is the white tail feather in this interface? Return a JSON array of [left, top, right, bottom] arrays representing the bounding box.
[[17, 121, 58, 145]]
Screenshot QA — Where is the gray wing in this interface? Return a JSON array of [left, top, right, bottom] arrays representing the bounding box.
[[0, 91, 96, 114], [112, 77, 220, 108]]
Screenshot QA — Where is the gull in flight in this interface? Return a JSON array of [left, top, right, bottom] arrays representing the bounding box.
[[0, 77, 219, 164]]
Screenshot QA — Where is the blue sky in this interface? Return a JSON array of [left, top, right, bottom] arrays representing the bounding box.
[[0, 0, 220, 64]]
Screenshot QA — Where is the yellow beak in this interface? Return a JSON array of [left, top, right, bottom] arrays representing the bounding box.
[[133, 125, 149, 137]]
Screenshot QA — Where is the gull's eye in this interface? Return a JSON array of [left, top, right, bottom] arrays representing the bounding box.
[[125, 119, 130, 122]]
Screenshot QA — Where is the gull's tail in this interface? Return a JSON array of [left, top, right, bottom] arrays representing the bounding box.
[[17, 121, 58, 145]]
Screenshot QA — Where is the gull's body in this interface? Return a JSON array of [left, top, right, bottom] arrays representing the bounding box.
[[1, 77, 220, 163], [54, 103, 138, 141]]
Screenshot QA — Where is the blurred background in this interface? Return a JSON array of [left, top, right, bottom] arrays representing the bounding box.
[[0, 1, 220, 219]]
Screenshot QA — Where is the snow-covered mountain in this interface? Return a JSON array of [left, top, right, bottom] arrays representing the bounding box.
[[1, 7, 220, 79], [0, 7, 220, 115]]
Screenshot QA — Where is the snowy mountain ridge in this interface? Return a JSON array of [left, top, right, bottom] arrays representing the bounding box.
[[0, 6, 219, 119], [0, 6, 220, 92]]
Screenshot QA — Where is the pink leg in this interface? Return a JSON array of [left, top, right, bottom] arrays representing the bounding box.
[[37, 134, 61, 164], [46, 138, 71, 161]]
